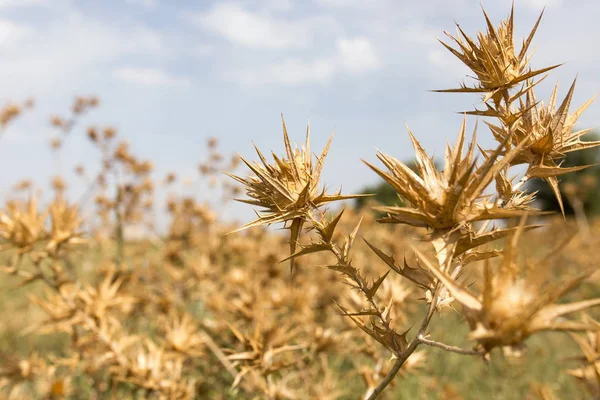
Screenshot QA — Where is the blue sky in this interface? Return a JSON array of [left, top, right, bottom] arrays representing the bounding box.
[[0, 0, 599, 224]]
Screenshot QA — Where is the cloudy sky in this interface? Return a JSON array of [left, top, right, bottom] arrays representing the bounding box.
[[0, 0, 598, 223]]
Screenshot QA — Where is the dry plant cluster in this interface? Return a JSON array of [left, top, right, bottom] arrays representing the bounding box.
[[1, 5, 600, 400]]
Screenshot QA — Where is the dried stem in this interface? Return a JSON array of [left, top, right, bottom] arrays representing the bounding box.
[[199, 328, 238, 378], [366, 283, 441, 400], [114, 184, 125, 265], [417, 334, 483, 356], [328, 242, 403, 355]]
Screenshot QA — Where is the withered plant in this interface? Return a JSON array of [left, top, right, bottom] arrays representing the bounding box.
[[1, 5, 600, 400], [231, 6, 600, 398]]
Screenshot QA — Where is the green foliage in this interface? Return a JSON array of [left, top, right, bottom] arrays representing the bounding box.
[[354, 180, 403, 210], [526, 131, 600, 216]]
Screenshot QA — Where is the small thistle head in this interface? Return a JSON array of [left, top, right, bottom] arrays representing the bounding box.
[[230, 117, 332, 222], [229, 116, 364, 265], [0, 197, 46, 252], [161, 312, 205, 357], [46, 196, 85, 255], [416, 226, 600, 354], [438, 7, 557, 97], [364, 119, 533, 232], [485, 81, 600, 213]]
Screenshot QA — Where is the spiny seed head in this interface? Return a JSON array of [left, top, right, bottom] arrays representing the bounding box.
[[487, 80, 599, 213], [364, 118, 534, 232], [46, 196, 85, 254], [507, 82, 598, 164], [416, 226, 600, 354], [229, 116, 365, 266], [0, 197, 46, 250], [438, 6, 558, 97]]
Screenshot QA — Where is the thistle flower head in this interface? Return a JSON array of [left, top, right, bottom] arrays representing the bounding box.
[[487, 81, 600, 212], [417, 227, 600, 354], [229, 116, 364, 265], [46, 196, 85, 254], [363, 119, 533, 232], [438, 6, 558, 96], [77, 269, 137, 321], [116, 339, 195, 398], [231, 118, 330, 223], [162, 312, 205, 357], [0, 197, 46, 251]]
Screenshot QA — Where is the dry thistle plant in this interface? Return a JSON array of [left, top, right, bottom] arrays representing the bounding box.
[[231, 6, 600, 398], [1, 94, 416, 399], [2, 6, 600, 400]]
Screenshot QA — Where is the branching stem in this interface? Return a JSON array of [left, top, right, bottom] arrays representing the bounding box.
[[365, 283, 442, 399], [417, 335, 483, 356]]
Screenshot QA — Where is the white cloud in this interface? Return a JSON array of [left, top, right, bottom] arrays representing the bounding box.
[[314, 0, 376, 8], [126, 27, 169, 55], [113, 66, 191, 87], [0, 20, 30, 49], [184, 2, 317, 49], [231, 36, 381, 86], [234, 58, 336, 86], [255, 0, 294, 13], [125, 0, 158, 9], [0, 11, 173, 96], [0, 0, 46, 8], [193, 44, 214, 57], [313, 0, 387, 11], [336, 37, 380, 73]]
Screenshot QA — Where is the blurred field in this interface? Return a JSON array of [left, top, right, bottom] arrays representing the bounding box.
[[0, 199, 598, 398]]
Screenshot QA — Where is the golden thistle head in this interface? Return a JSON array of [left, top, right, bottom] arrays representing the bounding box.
[[363, 118, 534, 232], [46, 196, 85, 255], [417, 227, 600, 354], [0, 197, 46, 252], [161, 312, 205, 357], [487, 80, 599, 212], [229, 116, 365, 265], [438, 6, 558, 98]]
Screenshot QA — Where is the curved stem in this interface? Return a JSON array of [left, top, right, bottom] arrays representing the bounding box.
[[365, 341, 418, 400], [366, 284, 441, 399], [417, 335, 483, 356]]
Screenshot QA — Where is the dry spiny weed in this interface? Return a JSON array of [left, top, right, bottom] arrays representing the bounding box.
[[228, 116, 365, 271], [0, 196, 46, 253], [363, 116, 540, 272], [417, 221, 600, 355], [46, 196, 85, 255], [231, 5, 600, 399], [0, 5, 599, 400], [437, 5, 557, 98], [486, 82, 600, 212]]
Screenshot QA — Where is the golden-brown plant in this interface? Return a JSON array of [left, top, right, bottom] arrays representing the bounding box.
[[231, 6, 600, 399], [0, 6, 599, 400]]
